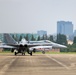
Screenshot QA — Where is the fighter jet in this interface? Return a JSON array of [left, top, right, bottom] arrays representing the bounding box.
[[0, 34, 67, 55], [0, 34, 53, 55]]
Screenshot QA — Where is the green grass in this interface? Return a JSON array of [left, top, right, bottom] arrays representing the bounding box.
[[0, 51, 12, 53], [36, 52, 76, 54], [0, 51, 76, 54]]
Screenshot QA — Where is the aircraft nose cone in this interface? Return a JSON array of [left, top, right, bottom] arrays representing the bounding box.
[[58, 45, 67, 48]]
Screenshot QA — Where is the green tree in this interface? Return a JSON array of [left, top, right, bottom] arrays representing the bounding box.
[[31, 34, 35, 41], [41, 34, 48, 40], [73, 36, 76, 44], [37, 36, 41, 41], [19, 35, 23, 41], [48, 35, 53, 42], [56, 34, 67, 45], [41, 35, 45, 40]]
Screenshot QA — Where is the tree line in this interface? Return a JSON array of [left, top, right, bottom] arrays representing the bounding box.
[[12, 34, 54, 42]]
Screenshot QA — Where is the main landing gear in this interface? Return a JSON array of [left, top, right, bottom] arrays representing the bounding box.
[[29, 52, 32, 56], [42, 51, 45, 54], [15, 52, 17, 56]]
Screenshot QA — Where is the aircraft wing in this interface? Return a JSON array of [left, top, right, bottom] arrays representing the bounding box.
[[41, 41, 67, 48], [26, 43, 50, 47], [28, 40, 67, 48], [3, 42, 67, 49], [0, 45, 16, 48], [3, 43, 51, 48]]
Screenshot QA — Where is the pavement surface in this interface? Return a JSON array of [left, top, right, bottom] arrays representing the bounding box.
[[0, 53, 76, 75]]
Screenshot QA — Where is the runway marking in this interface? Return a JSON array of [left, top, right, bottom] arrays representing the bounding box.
[[46, 55, 70, 70], [0, 58, 16, 75]]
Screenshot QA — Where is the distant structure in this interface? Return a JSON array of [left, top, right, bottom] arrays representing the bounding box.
[[37, 30, 47, 37], [57, 21, 73, 40], [57, 21, 73, 36], [67, 40, 73, 45], [73, 30, 76, 36]]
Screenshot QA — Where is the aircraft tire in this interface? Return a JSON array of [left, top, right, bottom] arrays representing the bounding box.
[[22, 53, 23, 55], [30, 52, 32, 56], [15, 52, 17, 56], [24, 53, 25, 55], [42, 51, 45, 54]]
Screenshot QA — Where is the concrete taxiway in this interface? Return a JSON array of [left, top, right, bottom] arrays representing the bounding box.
[[0, 53, 76, 75]]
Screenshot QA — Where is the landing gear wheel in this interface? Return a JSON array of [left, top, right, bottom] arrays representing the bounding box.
[[24, 53, 25, 55], [22, 53, 23, 55], [15, 52, 17, 56], [42, 51, 45, 54], [30, 52, 32, 56]]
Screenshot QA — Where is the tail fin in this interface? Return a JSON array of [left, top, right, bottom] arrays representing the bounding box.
[[3, 33, 17, 44]]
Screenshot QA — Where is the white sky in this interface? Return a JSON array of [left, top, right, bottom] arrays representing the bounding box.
[[0, 0, 76, 34]]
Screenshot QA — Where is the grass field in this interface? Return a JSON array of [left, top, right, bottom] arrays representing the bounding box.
[[0, 51, 76, 54]]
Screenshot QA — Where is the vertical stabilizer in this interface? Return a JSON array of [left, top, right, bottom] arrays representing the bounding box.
[[3, 33, 17, 44]]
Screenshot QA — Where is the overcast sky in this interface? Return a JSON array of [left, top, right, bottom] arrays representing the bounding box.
[[0, 0, 76, 34]]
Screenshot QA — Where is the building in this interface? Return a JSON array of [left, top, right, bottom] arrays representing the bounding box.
[[67, 40, 73, 45], [37, 30, 47, 37], [57, 21, 73, 36], [73, 30, 76, 36]]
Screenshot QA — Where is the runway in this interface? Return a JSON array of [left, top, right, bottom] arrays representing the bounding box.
[[0, 53, 76, 75]]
